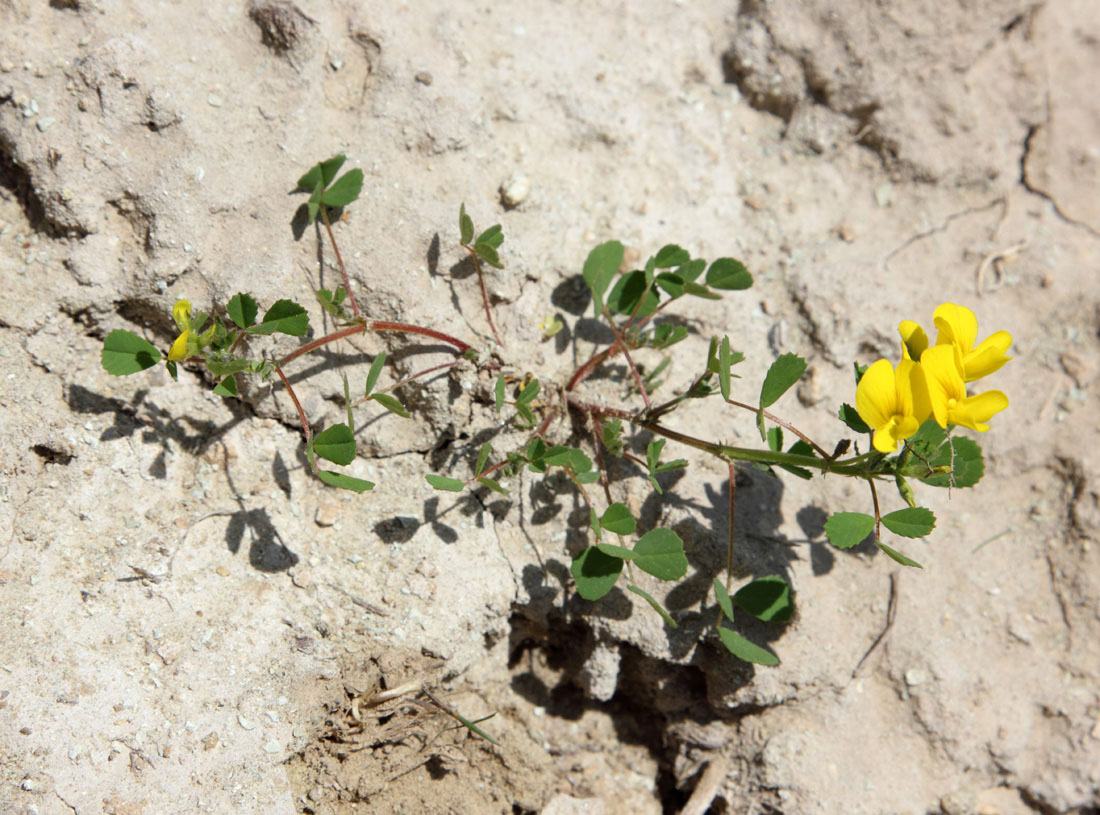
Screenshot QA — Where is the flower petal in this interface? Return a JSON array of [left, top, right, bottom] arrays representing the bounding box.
[[934, 303, 978, 352], [168, 329, 190, 361], [172, 300, 192, 333], [898, 320, 928, 361], [856, 359, 897, 431], [962, 330, 1012, 382], [919, 345, 964, 428], [872, 424, 900, 453], [949, 389, 1009, 432]]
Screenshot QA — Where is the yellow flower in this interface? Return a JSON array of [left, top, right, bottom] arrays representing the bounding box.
[[920, 345, 1009, 431], [931, 302, 1012, 383], [168, 300, 192, 362], [898, 320, 928, 361], [856, 358, 932, 453]]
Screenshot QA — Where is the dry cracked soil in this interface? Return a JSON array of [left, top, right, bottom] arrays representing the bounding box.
[[1, 1, 1099, 814]]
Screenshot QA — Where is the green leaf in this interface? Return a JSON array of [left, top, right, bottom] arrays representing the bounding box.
[[494, 374, 506, 412], [249, 300, 310, 336], [571, 546, 623, 600], [653, 244, 691, 268], [516, 379, 540, 406], [213, 375, 238, 397], [582, 240, 624, 316], [317, 288, 348, 318], [824, 512, 875, 550], [627, 584, 677, 627], [296, 155, 346, 191], [569, 449, 593, 474], [589, 506, 602, 542], [459, 203, 474, 245], [306, 183, 322, 224], [908, 418, 947, 455], [654, 273, 684, 299], [600, 503, 636, 536], [713, 578, 735, 621], [895, 474, 917, 508], [733, 576, 793, 623], [226, 293, 258, 329], [317, 470, 375, 492], [918, 436, 984, 489], [452, 710, 500, 745], [838, 403, 871, 434], [646, 439, 665, 473], [655, 458, 687, 474], [705, 258, 752, 290], [876, 540, 923, 568], [607, 270, 658, 319], [476, 476, 509, 495], [204, 355, 253, 377], [101, 330, 162, 375], [650, 323, 688, 350], [683, 281, 721, 300], [475, 443, 492, 476], [425, 474, 465, 492], [364, 353, 386, 396], [602, 419, 624, 456], [370, 393, 410, 418], [676, 258, 706, 282], [717, 628, 778, 666], [474, 241, 502, 269], [343, 372, 354, 428], [320, 169, 364, 208], [881, 507, 935, 538], [760, 353, 807, 408], [719, 336, 732, 401], [633, 528, 687, 581], [595, 542, 634, 559], [767, 426, 783, 452], [313, 423, 356, 466], [475, 224, 504, 249]]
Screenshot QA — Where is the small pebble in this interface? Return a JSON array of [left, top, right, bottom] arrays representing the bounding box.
[[500, 173, 530, 208], [262, 738, 281, 753], [207, 94, 224, 107], [36, 116, 55, 132], [238, 715, 256, 730], [414, 71, 433, 85], [904, 668, 928, 687], [216, 566, 230, 577]]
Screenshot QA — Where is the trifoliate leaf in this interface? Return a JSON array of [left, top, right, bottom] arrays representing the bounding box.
[[571, 546, 622, 600], [881, 507, 935, 538], [249, 300, 309, 336], [600, 503, 636, 536], [313, 423, 356, 466], [733, 575, 793, 622], [760, 353, 807, 408], [320, 169, 363, 208], [582, 240, 624, 316], [226, 293, 258, 329], [425, 474, 465, 492], [101, 330, 162, 375], [705, 258, 752, 290], [627, 584, 677, 627], [717, 628, 778, 665], [824, 511, 875, 550], [318, 470, 374, 492], [633, 528, 687, 581], [213, 375, 238, 397], [876, 540, 923, 568]]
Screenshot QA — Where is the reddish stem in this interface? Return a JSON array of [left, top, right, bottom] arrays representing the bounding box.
[[279, 321, 472, 369], [320, 206, 361, 319], [274, 364, 315, 472], [464, 245, 503, 347]]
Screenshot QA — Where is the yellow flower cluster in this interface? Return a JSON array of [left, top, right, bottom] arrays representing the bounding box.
[[167, 300, 216, 362], [856, 303, 1011, 453]]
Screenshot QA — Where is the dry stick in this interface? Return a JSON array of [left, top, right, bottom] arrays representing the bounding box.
[[319, 205, 361, 318], [852, 572, 898, 679], [680, 757, 731, 815], [725, 397, 831, 460], [463, 245, 503, 347]]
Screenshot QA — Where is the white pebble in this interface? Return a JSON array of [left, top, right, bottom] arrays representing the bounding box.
[[500, 173, 530, 208], [36, 116, 55, 132]]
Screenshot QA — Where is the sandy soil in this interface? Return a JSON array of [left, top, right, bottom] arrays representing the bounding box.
[[1, 1, 1099, 814]]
